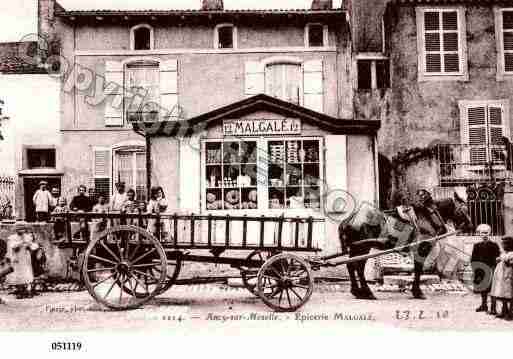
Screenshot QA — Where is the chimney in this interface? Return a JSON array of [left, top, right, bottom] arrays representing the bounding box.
[[201, 0, 224, 11], [311, 0, 333, 10]]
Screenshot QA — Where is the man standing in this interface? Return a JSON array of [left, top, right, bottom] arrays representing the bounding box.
[[32, 181, 52, 222], [471, 224, 501, 313]]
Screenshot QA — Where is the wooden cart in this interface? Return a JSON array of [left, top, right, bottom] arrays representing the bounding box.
[[55, 212, 324, 312]]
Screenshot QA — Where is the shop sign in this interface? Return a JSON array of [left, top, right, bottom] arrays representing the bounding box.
[[223, 119, 301, 136]]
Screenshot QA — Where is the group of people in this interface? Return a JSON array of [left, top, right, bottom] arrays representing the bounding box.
[[472, 223, 513, 321], [45, 182, 169, 239]]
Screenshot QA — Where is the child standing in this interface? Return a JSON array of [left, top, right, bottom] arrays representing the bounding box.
[[5, 222, 39, 299], [51, 197, 68, 242], [490, 236, 513, 320]]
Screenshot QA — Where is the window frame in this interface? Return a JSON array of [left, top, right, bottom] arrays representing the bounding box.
[[123, 58, 161, 125], [416, 6, 468, 82], [304, 23, 329, 48], [494, 7, 513, 80], [26, 148, 57, 169], [458, 99, 510, 169], [214, 23, 238, 49], [130, 24, 155, 51], [263, 58, 304, 106], [112, 145, 147, 202], [201, 136, 324, 215], [354, 53, 390, 90]]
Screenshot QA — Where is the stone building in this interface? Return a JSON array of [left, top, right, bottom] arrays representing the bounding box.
[[352, 0, 513, 236]]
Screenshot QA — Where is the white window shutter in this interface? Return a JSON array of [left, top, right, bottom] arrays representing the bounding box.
[[324, 135, 347, 215], [93, 148, 112, 199], [245, 61, 264, 95], [160, 59, 179, 119], [467, 106, 487, 164], [104, 61, 124, 126], [303, 59, 323, 112]]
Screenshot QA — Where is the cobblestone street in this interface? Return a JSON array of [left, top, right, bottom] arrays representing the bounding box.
[[1, 283, 512, 332]]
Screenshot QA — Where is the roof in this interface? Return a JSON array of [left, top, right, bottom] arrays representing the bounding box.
[[0, 55, 48, 75], [133, 94, 381, 137]]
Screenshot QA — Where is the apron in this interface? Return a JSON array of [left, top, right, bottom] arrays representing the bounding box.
[[5, 234, 35, 285]]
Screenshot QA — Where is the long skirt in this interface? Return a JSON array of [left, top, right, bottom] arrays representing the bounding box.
[[6, 245, 34, 285], [491, 262, 513, 299]]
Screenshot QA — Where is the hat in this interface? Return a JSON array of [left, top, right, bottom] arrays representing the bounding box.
[[39, 180, 48, 186], [476, 224, 492, 235], [115, 181, 125, 187], [51, 187, 59, 193]]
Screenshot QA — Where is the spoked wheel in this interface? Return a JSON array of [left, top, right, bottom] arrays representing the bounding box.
[[241, 250, 274, 296], [257, 253, 314, 312], [81, 225, 167, 310]]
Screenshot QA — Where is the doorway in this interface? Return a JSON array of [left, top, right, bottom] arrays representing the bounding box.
[[23, 177, 61, 222]]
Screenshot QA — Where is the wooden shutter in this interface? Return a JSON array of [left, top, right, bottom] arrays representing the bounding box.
[[303, 59, 323, 112], [422, 10, 460, 74], [244, 61, 264, 95], [488, 105, 508, 162], [160, 59, 179, 119], [503, 11, 513, 72], [93, 148, 111, 200], [104, 61, 124, 126], [324, 135, 347, 215], [467, 106, 487, 164]]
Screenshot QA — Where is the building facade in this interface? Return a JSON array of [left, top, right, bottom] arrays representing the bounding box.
[[51, 0, 380, 253]]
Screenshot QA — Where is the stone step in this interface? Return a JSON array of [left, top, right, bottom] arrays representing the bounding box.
[[383, 274, 440, 286]]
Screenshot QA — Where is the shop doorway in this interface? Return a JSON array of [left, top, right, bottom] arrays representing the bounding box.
[[23, 177, 61, 222]]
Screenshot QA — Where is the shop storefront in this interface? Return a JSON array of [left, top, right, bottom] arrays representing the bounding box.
[[136, 95, 381, 254]]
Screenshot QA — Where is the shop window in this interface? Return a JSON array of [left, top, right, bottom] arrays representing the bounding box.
[[306, 24, 326, 47], [205, 140, 258, 210], [124, 60, 160, 123], [215, 24, 236, 49], [265, 63, 302, 105], [357, 58, 390, 90], [131, 24, 154, 50], [204, 138, 322, 211], [27, 148, 56, 169], [114, 149, 147, 202], [268, 139, 321, 210]]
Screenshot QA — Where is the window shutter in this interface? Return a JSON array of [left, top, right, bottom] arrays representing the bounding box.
[[303, 59, 323, 113], [467, 106, 487, 164], [160, 59, 179, 119], [245, 61, 264, 95], [93, 148, 111, 200], [104, 61, 124, 126], [324, 135, 347, 215], [503, 11, 513, 73]]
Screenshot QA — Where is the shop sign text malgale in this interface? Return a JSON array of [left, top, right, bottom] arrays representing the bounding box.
[[223, 119, 301, 136]]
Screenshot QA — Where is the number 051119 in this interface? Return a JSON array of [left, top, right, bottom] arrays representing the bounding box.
[[51, 342, 82, 351]]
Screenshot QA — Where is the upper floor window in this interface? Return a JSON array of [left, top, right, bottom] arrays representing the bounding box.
[[495, 8, 513, 79], [265, 62, 302, 105], [416, 7, 467, 81], [356, 54, 390, 90], [130, 24, 154, 50], [215, 24, 237, 49], [305, 23, 328, 47], [125, 60, 160, 123], [27, 148, 56, 169]]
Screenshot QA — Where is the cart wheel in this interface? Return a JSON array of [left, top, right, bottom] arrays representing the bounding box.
[[241, 250, 273, 296], [257, 253, 314, 312], [81, 225, 167, 310]]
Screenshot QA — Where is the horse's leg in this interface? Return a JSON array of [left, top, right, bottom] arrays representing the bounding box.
[[356, 260, 377, 300], [412, 259, 426, 299], [347, 262, 363, 299]]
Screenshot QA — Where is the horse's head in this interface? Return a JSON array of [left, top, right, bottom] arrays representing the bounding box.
[[450, 192, 473, 233]]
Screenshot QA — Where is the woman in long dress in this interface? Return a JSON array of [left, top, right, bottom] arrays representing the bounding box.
[[5, 222, 39, 299], [490, 236, 513, 320]]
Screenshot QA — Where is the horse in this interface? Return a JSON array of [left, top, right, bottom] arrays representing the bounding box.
[[339, 191, 473, 300]]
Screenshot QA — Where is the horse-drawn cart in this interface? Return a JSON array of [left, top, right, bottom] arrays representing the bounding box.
[[54, 210, 458, 312]]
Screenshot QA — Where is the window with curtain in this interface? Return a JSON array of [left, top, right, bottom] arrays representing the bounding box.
[[124, 61, 160, 123], [265, 63, 301, 105]]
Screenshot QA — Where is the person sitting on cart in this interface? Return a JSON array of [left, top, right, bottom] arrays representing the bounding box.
[[121, 189, 138, 226], [471, 223, 501, 313], [91, 195, 109, 235], [70, 185, 93, 241], [51, 197, 68, 242], [110, 182, 127, 212], [147, 186, 168, 238]]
